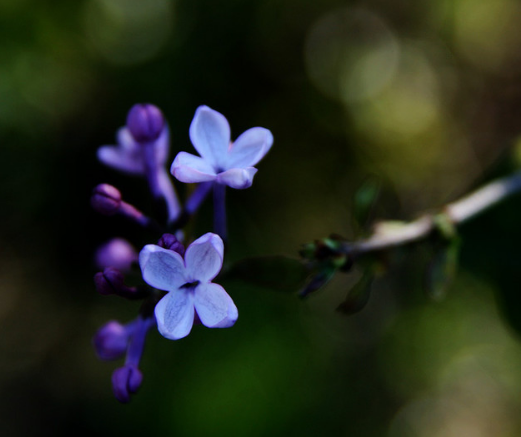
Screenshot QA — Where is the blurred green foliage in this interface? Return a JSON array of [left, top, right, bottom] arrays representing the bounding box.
[[3, 0, 521, 436]]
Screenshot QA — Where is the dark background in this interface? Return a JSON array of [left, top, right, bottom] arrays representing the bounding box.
[[3, 0, 521, 435]]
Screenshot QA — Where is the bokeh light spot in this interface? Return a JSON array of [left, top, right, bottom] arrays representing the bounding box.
[[83, 0, 175, 66], [305, 7, 399, 103]]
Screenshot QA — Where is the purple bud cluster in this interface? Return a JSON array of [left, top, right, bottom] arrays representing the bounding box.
[[91, 103, 273, 402]]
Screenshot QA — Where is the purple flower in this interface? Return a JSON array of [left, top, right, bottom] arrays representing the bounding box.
[[126, 104, 164, 143], [139, 232, 238, 340], [93, 320, 132, 361], [97, 104, 181, 223], [112, 364, 143, 403], [97, 122, 169, 176], [171, 106, 273, 189], [95, 238, 138, 272]]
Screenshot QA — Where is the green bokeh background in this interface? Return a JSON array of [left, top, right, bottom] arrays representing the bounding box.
[[4, 0, 521, 435]]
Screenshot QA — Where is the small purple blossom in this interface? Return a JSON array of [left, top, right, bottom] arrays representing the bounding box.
[[94, 267, 145, 299], [95, 238, 138, 272], [93, 320, 133, 361], [91, 184, 122, 215], [112, 364, 143, 403], [97, 118, 169, 176], [158, 233, 185, 256], [97, 104, 180, 222], [139, 232, 238, 340], [126, 104, 164, 143], [171, 106, 273, 189]]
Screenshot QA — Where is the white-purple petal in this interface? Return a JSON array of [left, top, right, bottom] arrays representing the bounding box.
[[216, 167, 257, 189], [157, 167, 181, 223], [139, 244, 187, 291], [189, 106, 230, 169], [97, 144, 145, 175], [194, 283, 238, 328], [184, 233, 224, 282], [155, 290, 195, 340], [171, 151, 217, 184], [225, 127, 273, 169], [153, 126, 170, 166]]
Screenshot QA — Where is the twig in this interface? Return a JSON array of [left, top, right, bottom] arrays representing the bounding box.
[[346, 170, 521, 256]]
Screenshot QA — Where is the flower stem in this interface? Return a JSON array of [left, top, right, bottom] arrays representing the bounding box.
[[185, 182, 213, 215], [213, 183, 227, 242], [169, 182, 213, 232], [125, 316, 155, 367], [345, 170, 521, 256]]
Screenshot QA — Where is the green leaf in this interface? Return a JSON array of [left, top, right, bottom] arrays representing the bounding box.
[[337, 270, 374, 315], [433, 213, 457, 240], [425, 237, 461, 301], [299, 265, 337, 297], [221, 256, 309, 293]]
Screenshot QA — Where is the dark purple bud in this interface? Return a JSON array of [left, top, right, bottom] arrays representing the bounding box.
[[158, 233, 185, 256], [94, 267, 146, 299], [95, 238, 138, 272], [94, 267, 125, 296], [126, 104, 164, 143], [93, 321, 130, 360], [112, 364, 143, 403], [91, 184, 122, 215]]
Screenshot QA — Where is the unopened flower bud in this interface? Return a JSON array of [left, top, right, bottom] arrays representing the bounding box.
[[94, 267, 147, 299], [91, 184, 122, 215], [94, 267, 125, 296], [112, 364, 143, 403], [126, 104, 164, 143], [158, 233, 185, 256], [93, 321, 131, 361], [95, 238, 138, 272]]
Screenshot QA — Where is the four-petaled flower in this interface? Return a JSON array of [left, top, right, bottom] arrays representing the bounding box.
[[171, 105, 273, 189], [139, 232, 238, 340]]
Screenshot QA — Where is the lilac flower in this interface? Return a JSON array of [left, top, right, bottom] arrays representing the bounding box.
[[97, 104, 180, 222], [93, 320, 133, 361], [105, 315, 155, 403], [97, 115, 169, 175], [139, 232, 238, 340], [95, 238, 138, 272], [171, 105, 273, 189], [112, 365, 143, 403]]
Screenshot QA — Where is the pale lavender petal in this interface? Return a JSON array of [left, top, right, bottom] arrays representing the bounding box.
[[157, 167, 181, 222], [225, 127, 274, 169], [97, 127, 144, 174], [171, 151, 217, 183], [153, 126, 170, 166], [97, 145, 145, 174], [155, 290, 195, 340], [216, 167, 257, 189], [139, 244, 187, 291], [185, 233, 224, 282], [117, 127, 136, 150], [189, 106, 230, 169], [194, 283, 238, 328]]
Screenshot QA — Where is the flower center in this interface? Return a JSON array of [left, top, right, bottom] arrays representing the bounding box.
[[180, 280, 200, 291]]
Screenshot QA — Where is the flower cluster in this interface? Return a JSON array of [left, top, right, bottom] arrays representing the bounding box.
[[91, 104, 272, 402]]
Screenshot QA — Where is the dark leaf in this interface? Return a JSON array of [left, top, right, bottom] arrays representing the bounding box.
[[299, 265, 337, 297], [337, 270, 374, 315]]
